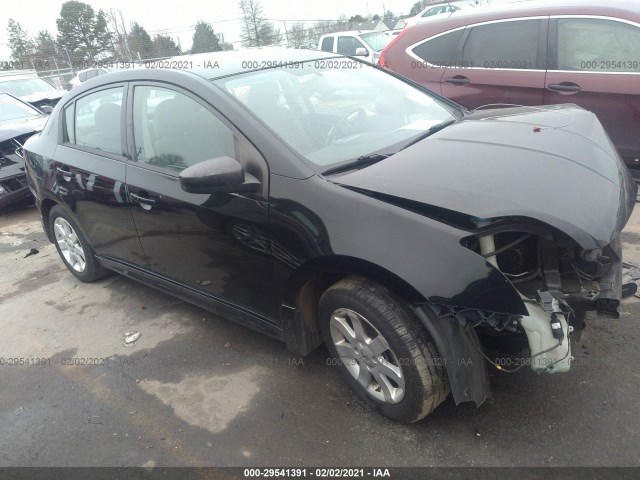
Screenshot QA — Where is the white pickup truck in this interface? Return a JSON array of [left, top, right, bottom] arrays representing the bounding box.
[[318, 30, 392, 64]]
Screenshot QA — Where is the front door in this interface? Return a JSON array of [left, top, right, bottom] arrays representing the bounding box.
[[125, 83, 279, 322]]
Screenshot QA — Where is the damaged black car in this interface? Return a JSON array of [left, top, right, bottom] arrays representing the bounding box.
[[23, 49, 637, 422], [0, 92, 49, 209]]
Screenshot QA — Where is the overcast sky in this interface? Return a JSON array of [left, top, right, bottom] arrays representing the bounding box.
[[0, 0, 416, 59]]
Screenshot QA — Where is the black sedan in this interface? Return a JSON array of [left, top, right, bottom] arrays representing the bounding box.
[[23, 49, 636, 423], [0, 92, 49, 209]]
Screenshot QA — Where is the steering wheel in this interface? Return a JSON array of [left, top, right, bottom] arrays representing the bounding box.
[[325, 108, 367, 145]]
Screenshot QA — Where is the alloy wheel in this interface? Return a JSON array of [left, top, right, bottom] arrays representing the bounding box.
[[329, 308, 405, 404], [53, 217, 86, 272]]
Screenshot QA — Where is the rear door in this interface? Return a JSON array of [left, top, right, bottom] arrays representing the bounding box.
[[125, 82, 280, 322], [545, 17, 640, 165], [439, 17, 548, 109], [54, 84, 146, 264]]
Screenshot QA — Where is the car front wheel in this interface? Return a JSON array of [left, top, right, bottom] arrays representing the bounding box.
[[49, 205, 107, 282], [319, 276, 449, 423]]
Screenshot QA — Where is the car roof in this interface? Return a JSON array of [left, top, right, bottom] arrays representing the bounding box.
[[440, 0, 640, 19], [70, 48, 347, 88]]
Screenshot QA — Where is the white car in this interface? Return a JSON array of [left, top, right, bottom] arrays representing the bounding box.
[[318, 31, 392, 64], [69, 68, 110, 89], [404, 3, 465, 27]]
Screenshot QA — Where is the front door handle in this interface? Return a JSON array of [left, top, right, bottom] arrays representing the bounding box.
[[548, 82, 581, 93], [445, 76, 470, 85], [129, 192, 157, 207]]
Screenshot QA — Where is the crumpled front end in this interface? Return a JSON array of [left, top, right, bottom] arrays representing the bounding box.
[[453, 219, 627, 375], [336, 104, 636, 377], [0, 135, 31, 209]]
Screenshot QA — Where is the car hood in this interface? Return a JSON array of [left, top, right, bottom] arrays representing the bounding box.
[[19, 90, 65, 104], [333, 104, 637, 249], [0, 115, 48, 144]]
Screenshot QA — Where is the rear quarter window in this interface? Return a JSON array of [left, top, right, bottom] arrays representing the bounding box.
[[64, 104, 75, 143], [412, 29, 465, 67]]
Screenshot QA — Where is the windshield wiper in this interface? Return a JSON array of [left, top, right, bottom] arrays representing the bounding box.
[[321, 152, 392, 176], [399, 119, 457, 152]]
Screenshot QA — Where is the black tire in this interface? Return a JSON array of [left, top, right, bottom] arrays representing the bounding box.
[[319, 276, 449, 423], [49, 205, 108, 282]]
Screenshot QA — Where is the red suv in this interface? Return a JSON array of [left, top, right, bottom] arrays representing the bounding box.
[[379, 0, 640, 177]]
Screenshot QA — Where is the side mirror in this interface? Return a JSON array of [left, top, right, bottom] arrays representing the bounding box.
[[179, 156, 261, 194], [354, 47, 368, 57], [40, 105, 54, 115]]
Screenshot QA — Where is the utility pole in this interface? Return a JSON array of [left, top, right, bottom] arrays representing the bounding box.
[[63, 45, 74, 73], [283, 20, 290, 47]]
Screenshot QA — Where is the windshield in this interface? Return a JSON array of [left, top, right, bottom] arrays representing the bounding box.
[[0, 93, 41, 122], [0, 78, 58, 98], [359, 32, 393, 52], [215, 62, 459, 169]]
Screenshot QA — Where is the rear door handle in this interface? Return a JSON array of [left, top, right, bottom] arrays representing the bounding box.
[[548, 82, 581, 93], [445, 76, 470, 85], [56, 166, 72, 180]]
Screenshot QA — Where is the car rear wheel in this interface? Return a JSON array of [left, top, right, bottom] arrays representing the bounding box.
[[49, 205, 107, 282], [319, 276, 449, 423]]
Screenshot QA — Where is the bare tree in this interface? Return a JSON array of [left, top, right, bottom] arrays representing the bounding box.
[[289, 22, 306, 48], [105, 9, 133, 60], [239, 0, 281, 47]]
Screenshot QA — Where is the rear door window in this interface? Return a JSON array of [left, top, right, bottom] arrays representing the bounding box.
[[555, 18, 640, 72], [72, 87, 123, 155], [462, 19, 543, 70]]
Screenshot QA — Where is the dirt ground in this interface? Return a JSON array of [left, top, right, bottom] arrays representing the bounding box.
[[1, 199, 639, 468]]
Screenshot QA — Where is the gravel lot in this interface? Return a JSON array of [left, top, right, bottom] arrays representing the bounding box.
[[1, 199, 640, 468]]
